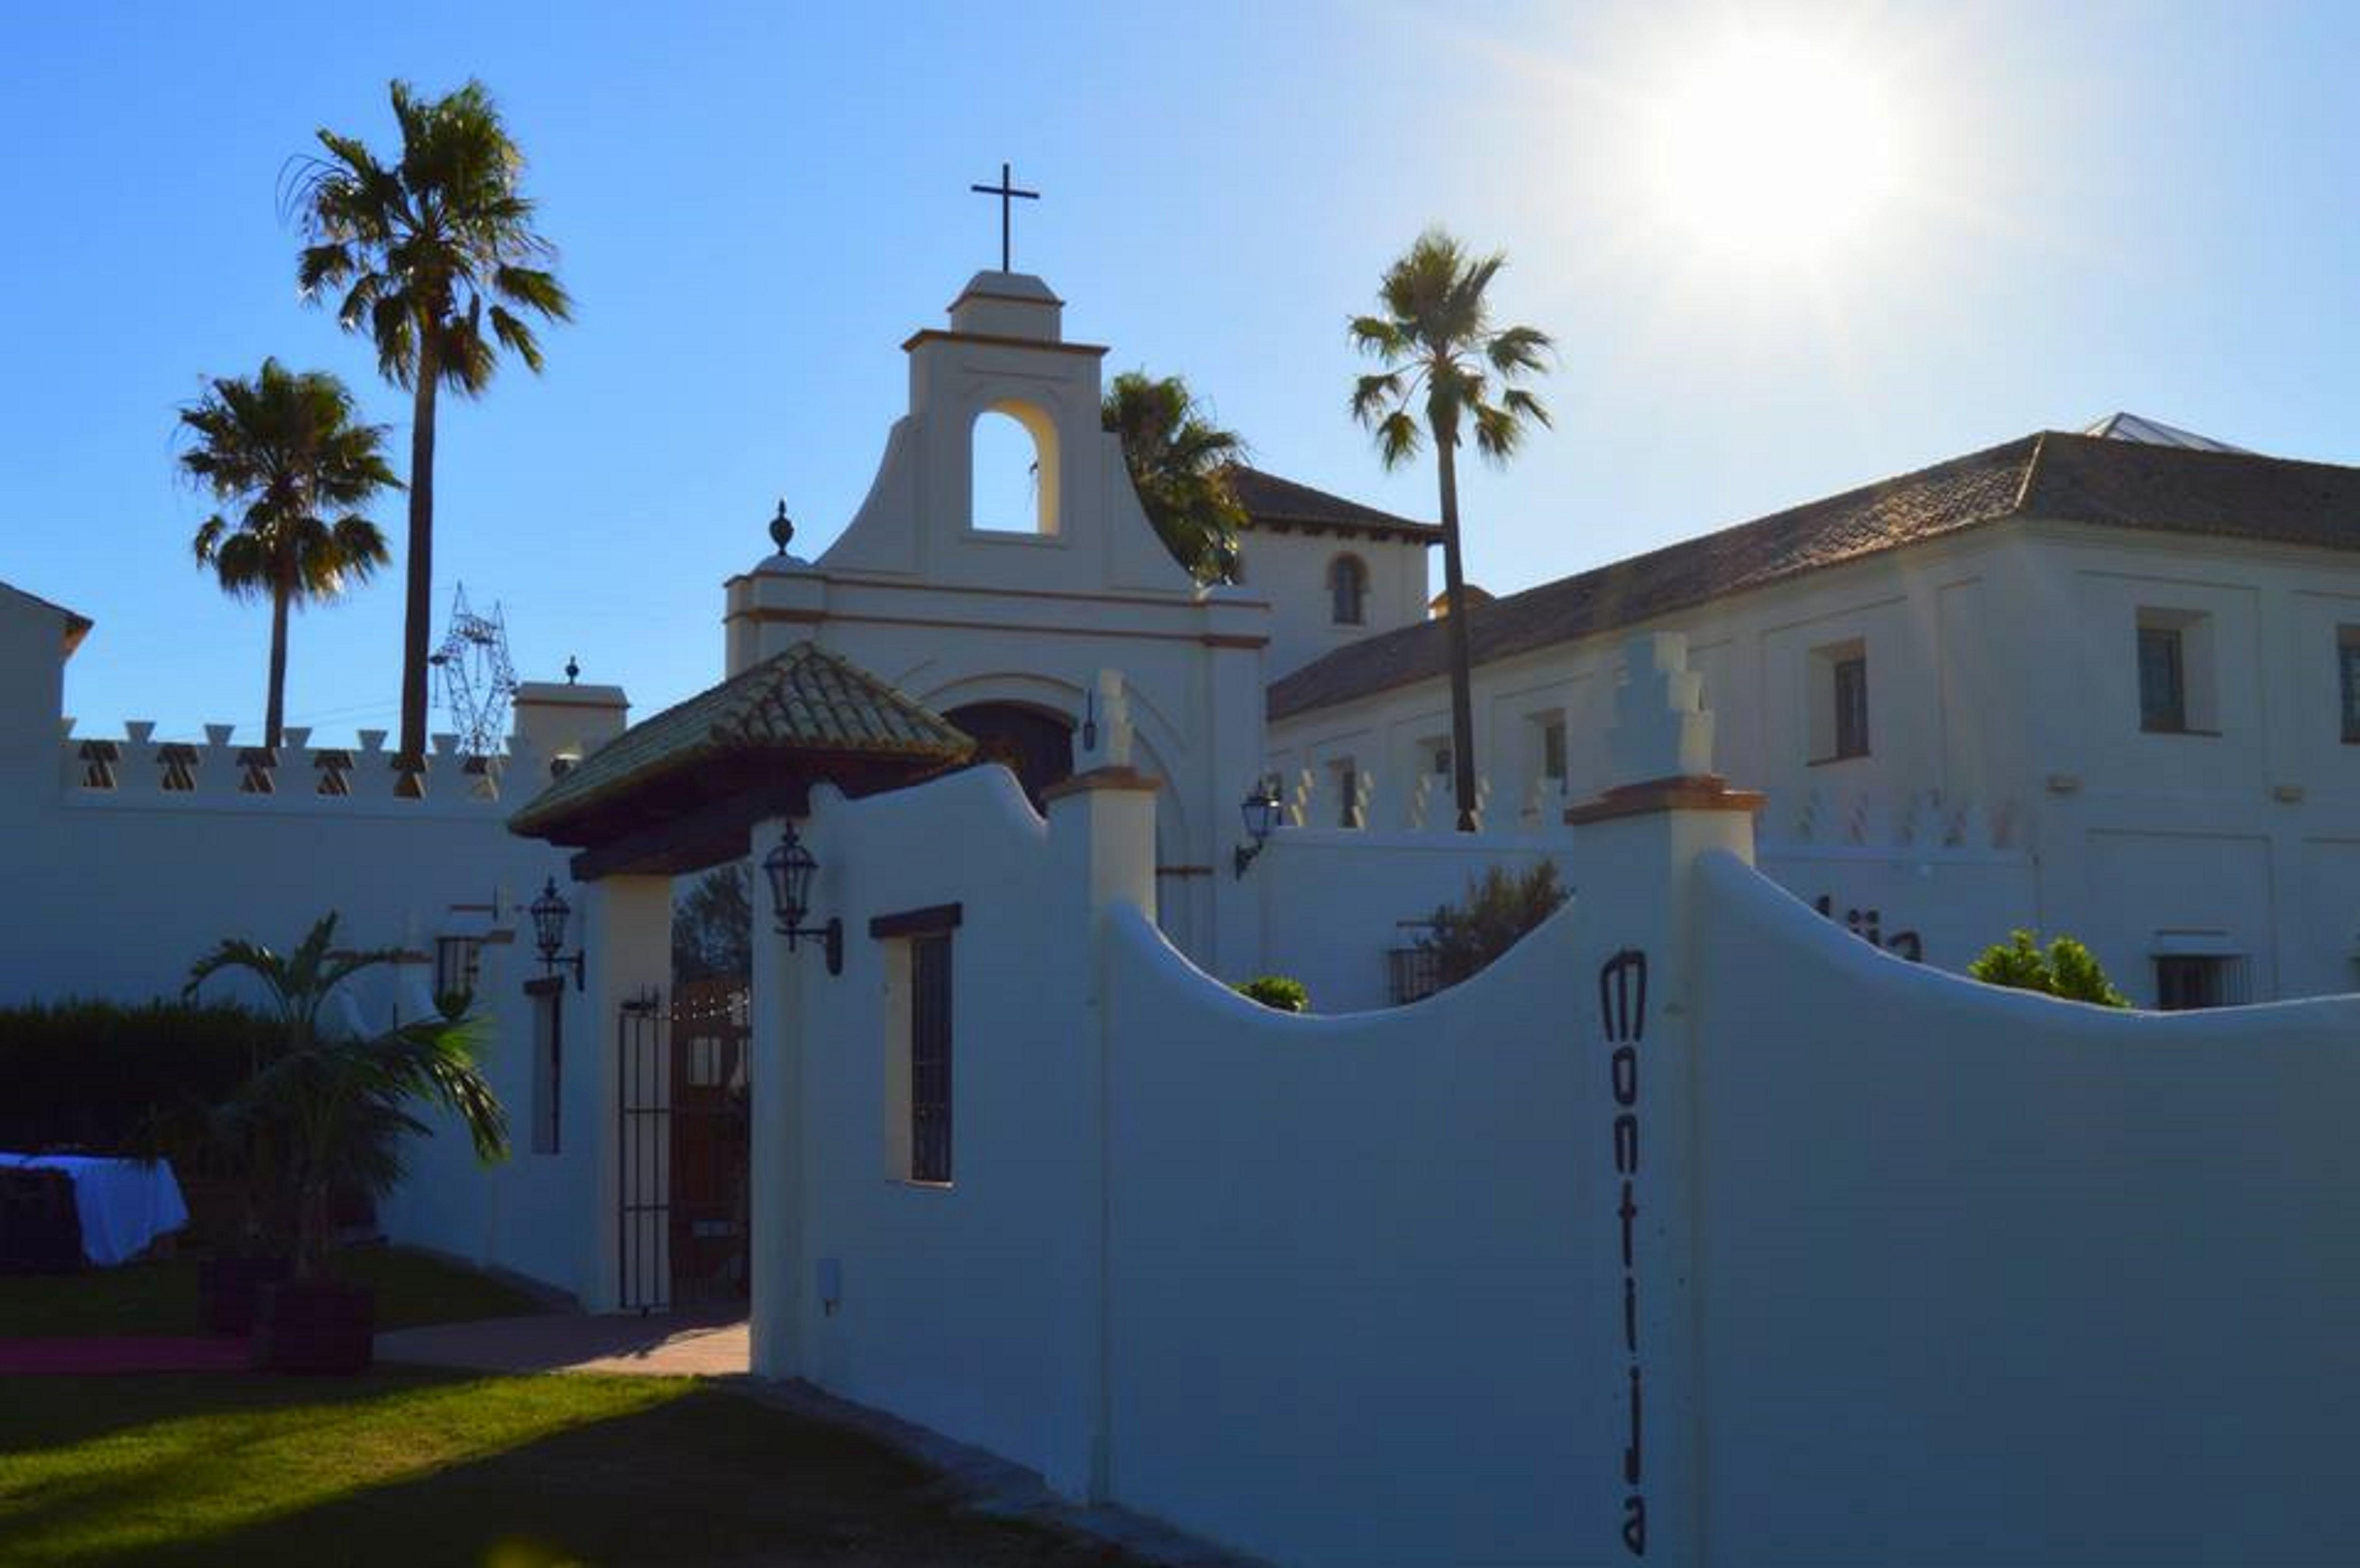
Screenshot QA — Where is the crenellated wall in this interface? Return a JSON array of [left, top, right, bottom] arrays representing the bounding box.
[[0, 584, 620, 1018]]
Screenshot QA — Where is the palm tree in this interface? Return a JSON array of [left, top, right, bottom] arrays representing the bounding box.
[[179, 359, 397, 749], [187, 912, 509, 1276], [1102, 370, 1248, 583], [287, 79, 572, 779], [1350, 229, 1552, 832]]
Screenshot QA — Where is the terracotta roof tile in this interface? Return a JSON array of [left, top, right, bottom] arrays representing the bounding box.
[[510, 642, 973, 838], [1269, 431, 2360, 721], [1226, 466, 1441, 541], [1269, 436, 2040, 720]]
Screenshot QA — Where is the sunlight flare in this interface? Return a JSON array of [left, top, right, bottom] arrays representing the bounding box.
[[1644, 29, 1905, 265]]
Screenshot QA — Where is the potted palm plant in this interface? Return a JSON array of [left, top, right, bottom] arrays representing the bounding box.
[[188, 913, 509, 1370]]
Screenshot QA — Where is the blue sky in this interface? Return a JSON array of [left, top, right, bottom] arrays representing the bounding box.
[[7, 1, 2360, 742]]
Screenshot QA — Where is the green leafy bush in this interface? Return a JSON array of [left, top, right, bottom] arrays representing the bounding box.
[[1234, 975, 1310, 1012], [1420, 861, 1570, 989], [0, 999, 276, 1152], [1968, 930, 2131, 1007]]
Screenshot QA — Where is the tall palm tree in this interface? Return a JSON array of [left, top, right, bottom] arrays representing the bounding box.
[[1350, 229, 1552, 832], [1103, 370, 1248, 583], [179, 359, 398, 749], [287, 79, 572, 778]]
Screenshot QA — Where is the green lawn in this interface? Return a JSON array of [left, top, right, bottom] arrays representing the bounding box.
[[0, 1370, 1144, 1567], [0, 1247, 546, 1339]]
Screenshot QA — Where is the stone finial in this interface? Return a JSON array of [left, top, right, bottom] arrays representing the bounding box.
[[1608, 633, 1715, 787], [1073, 668, 1134, 771], [769, 500, 795, 554]]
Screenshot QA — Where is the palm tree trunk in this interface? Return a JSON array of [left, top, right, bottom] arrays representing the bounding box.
[[265, 574, 292, 751], [399, 335, 438, 789], [1435, 436, 1480, 832]]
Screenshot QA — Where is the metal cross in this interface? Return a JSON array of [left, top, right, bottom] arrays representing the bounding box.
[[969, 162, 1039, 272]]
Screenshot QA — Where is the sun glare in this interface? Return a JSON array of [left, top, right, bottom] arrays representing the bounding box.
[[1645, 32, 1903, 266]]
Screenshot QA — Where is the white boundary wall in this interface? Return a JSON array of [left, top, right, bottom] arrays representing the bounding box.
[[747, 635, 2360, 1567]]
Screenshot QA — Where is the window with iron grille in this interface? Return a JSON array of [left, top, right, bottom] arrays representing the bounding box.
[[2139, 625, 2187, 733], [434, 937, 483, 1006], [2340, 632, 2360, 742], [909, 932, 954, 1185], [1328, 555, 1368, 625], [1833, 656, 1869, 759], [1387, 944, 1441, 1005], [2153, 953, 2249, 1011]]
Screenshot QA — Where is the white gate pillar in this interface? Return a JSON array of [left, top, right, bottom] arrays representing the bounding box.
[[576, 871, 673, 1313], [1565, 633, 1760, 1568], [747, 812, 814, 1380]]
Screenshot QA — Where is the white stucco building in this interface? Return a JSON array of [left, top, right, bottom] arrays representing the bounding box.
[[1267, 416, 2360, 1007]]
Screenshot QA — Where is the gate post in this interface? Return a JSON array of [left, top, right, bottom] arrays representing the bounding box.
[[579, 873, 673, 1313], [1565, 634, 1761, 1568], [748, 817, 810, 1380]]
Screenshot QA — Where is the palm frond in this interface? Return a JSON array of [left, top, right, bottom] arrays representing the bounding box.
[[1487, 324, 1553, 377], [1376, 409, 1423, 468], [1350, 372, 1404, 427]]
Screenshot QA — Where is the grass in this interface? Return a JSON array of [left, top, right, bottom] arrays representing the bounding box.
[[0, 1246, 547, 1339], [0, 1370, 1147, 1566]]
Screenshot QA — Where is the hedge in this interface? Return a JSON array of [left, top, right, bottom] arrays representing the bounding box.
[[0, 999, 275, 1153]]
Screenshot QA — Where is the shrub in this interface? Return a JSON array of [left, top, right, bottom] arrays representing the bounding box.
[[1420, 861, 1569, 988], [0, 999, 276, 1153], [1968, 930, 2131, 1007], [1234, 975, 1310, 1012]]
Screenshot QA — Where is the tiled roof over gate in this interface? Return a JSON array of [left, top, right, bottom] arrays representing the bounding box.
[[510, 642, 973, 839]]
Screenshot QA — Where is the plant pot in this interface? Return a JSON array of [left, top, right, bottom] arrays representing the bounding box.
[[198, 1254, 293, 1336], [253, 1277, 375, 1375]]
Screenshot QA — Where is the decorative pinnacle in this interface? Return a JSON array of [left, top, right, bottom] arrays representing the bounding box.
[[564, 656, 580, 685], [769, 499, 795, 553]]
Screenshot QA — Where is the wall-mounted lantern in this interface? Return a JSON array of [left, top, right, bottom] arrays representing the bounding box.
[[528, 876, 586, 991], [763, 822, 844, 975], [1233, 775, 1285, 879]]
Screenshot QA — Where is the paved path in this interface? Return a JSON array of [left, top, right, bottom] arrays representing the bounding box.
[[375, 1307, 749, 1377]]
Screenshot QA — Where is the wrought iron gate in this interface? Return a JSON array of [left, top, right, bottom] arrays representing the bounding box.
[[669, 978, 752, 1308], [617, 990, 669, 1312], [618, 980, 752, 1313]]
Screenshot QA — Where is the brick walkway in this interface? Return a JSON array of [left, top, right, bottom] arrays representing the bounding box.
[[375, 1308, 749, 1377]]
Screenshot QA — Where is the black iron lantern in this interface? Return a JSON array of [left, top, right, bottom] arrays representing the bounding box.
[[529, 876, 585, 991], [762, 823, 843, 975], [1233, 775, 1285, 878]]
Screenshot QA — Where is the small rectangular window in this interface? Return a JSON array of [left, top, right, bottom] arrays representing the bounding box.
[[2139, 625, 2187, 733], [526, 977, 564, 1154], [2153, 954, 2249, 1011], [2339, 632, 2360, 743], [1807, 638, 1868, 764], [434, 937, 483, 1008], [1833, 656, 1869, 759], [1330, 757, 1362, 828], [1541, 719, 1567, 783], [909, 932, 954, 1185]]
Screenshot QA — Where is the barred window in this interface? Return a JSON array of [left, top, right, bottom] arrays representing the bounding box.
[[909, 932, 954, 1184], [1833, 656, 1869, 759], [2339, 633, 2360, 742], [434, 937, 483, 1006], [2139, 625, 2187, 733], [1328, 555, 1368, 625]]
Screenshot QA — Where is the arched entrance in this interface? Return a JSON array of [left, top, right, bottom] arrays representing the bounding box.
[[945, 701, 1075, 811]]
